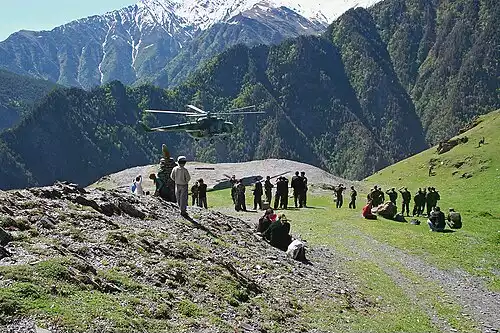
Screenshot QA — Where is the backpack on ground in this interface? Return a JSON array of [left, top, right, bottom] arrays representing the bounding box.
[[410, 219, 421, 225], [286, 239, 306, 261], [394, 213, 407, 223]]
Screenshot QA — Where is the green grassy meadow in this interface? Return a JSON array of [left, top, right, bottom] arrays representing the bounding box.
[[207, 110, 500, 332]]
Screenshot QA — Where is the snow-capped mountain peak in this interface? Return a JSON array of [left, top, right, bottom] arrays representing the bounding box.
[[138, 0, 381, 30]]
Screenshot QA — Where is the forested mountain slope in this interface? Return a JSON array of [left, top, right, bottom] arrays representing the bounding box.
[[370, 0, 500, 142], [0, 70, 58, 131], [0, 35, 426, 189]]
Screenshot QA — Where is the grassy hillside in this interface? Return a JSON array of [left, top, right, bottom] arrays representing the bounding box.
[[364, 109, 500, 284]]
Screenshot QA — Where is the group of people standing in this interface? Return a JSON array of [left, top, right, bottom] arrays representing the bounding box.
[[190, 179, 208, 209], [365, 186, 441, 218], [269, 171, 308, 210], [228, 171, 309, 212]]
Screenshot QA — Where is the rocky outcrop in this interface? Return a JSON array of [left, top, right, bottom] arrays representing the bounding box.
[[0, 182, 371, 332]]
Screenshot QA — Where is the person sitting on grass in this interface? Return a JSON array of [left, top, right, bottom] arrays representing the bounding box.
[[262, 213, 292, 251], [428, 206, 446, 232], [447, 208, 462, 229], [362, 200, 377, 220]]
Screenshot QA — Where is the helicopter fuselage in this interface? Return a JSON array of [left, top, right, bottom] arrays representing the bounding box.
[[186, 117, 234, 139]]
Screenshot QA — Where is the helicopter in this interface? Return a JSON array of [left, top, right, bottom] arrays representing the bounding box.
[[141, 104, 264, 142]]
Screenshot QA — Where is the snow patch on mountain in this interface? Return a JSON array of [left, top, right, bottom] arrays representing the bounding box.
[[137, 0, 382, 30]]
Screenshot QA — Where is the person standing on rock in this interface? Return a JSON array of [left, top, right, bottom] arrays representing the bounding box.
[[132, 175, 144, 196], [170, 156, 191, 217], [349, 186, 357, 209], [197, 179, 208, 209], [253, 177, 263, 210], [264, 176, 273, 204]]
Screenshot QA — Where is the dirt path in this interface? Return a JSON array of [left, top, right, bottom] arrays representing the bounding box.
[[342, 230, 500, 333], [219, 206, 500, 333]]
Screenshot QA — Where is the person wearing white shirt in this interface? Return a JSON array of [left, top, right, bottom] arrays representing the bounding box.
[[170, 156, 191, 216], [133, 175, 144, 195]]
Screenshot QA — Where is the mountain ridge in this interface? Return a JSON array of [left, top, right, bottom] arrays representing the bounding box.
[[0, 0, 381, 89]]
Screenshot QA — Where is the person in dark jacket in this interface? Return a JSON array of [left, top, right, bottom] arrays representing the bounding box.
[[191, 181, 199, 206], [300, 171, 308, 207], [264, 176, 273, 203], [230, 175, 237, 204], [291, 171, 304, 208], [197, 179, 208, 209], [399, 187, 411, 216], [386, 188, 398, 205], [262, 213, 292, 251], [235, 180, 247, 212], [275, 177, 288, 209], [428, 206, 446, 232], [253, 178, 263, 210], [334, 184, 346, 208], [349, 186, 357, 209]]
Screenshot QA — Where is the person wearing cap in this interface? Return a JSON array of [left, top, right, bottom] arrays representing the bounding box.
[[170, 156, 191, 217], [197, 178, 208, 209], [386, 188, 398, 206]]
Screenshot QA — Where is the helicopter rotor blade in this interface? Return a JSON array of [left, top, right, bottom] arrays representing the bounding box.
[[186, 104, 208, 114], [144, 110, 200, 116], [225, 105, 256, 112], [212, 111, 266, 116]]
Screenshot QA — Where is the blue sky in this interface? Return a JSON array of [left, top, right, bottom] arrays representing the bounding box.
[[0, 0, 136, 41]]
